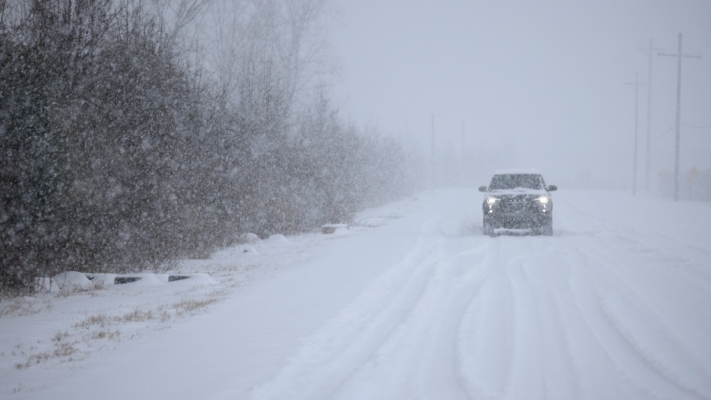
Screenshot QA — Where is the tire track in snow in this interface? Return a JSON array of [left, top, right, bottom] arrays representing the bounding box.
[[250, 190, 711, 400], [458, 231, 706, 400], [570, 235, 711, 397], [564, 201, 711, 282], [457, 238, 566, 400], [560, 199, 711, 386], [501, 240, 547, 400], [568, 222, 711, 346], [560, 247, 664, 399], [456, 238, 518, 399], [332, 241, 494, 400], [575, 228, 711, 348], [250, 225, 490, 400], [499, 237, 589, 400], [561, 237, 709, 400], [517, 239, 584, 400]]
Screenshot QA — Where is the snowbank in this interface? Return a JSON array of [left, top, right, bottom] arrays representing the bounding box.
[[53, 271, 93, 291], [265, 234, 291, 245]]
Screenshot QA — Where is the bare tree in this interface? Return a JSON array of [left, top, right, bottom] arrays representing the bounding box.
[[149, 0, 212, 45]]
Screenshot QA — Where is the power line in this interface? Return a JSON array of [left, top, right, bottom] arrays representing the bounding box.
[[651, 123, 709, 139], [682, 123, 711, 129], [654, 125, 674, 139]]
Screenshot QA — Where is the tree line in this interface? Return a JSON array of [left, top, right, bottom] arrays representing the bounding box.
[[0, 0, 424, 295]]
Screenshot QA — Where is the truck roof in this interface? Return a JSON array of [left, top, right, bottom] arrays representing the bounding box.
[[493, 168, 542, 175]]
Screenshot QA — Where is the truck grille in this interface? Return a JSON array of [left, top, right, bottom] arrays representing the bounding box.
[[499, 200, 534, 213]]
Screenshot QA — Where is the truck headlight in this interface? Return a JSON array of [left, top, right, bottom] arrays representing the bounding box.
[[486, 197, 499, 205], [537, 196, 549, 204]]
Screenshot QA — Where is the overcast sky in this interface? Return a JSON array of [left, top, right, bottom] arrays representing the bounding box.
[[327, 0, 711, 189]]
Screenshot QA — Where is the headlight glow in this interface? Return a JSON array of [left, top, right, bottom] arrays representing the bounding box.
[[537, 196, 549, 204], [486, 197, 498, 205]]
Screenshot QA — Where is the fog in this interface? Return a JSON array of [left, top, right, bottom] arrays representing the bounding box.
[[2, 0, 709, 292], [3, 2, 711, 396], [329, 0, 711, 190]]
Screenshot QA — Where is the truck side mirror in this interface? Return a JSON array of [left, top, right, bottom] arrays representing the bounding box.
[[548, 185, 557, 191], [478, 186, 488, 192]]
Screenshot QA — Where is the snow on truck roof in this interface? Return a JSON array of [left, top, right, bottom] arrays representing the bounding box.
[[494, 168, 542, 175]]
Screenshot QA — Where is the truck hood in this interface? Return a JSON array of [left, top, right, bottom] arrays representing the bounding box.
[[486, 188, 548, 197]]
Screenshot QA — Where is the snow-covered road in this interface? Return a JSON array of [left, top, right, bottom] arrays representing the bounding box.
[[4, 189, 711, 399]]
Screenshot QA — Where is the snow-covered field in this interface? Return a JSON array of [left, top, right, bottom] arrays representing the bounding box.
[[2, 189, 711, 399]]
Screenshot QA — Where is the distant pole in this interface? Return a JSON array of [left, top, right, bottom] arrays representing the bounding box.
[[658, 33, 702, 201], [625, 73, 644, 195], [634, 73, 639, 196], [462, 119, 466, 187], [431, 114, 434, 193], [462, 119, 466, 156], [639, 40, 663, 191], [674, 36, 682, 201], [645, 39, 653, 192]]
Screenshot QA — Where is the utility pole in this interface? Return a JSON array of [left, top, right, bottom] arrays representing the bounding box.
[[462, 119, 466, 157], [645, 40, 653, 192], [639, 39, 662, 191], [625, 73, 645, 195], [658, 33, 702, 201], [462, 119, 466, 187], [431, 114, 435, 193]]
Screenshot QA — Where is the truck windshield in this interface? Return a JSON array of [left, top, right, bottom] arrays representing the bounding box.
[[489, 174, 543, 190]]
